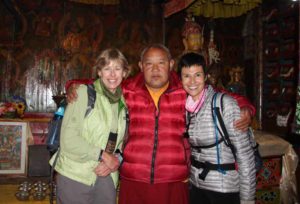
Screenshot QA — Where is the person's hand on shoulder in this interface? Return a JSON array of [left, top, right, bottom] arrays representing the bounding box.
[[234, 107, 252, 132]]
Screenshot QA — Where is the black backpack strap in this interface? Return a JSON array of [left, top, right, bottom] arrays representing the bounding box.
[[191, 157, 236, 180], [184, 111, 191, 138], [212, 92, 237, 161], [187, 97, 225, 149], [85, 84, 96, 117], [122, 109, 130, 150], [191, 137, 224, 149]]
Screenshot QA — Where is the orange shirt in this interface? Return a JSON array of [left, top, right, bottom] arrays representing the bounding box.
[[146, 83, 169, 108]]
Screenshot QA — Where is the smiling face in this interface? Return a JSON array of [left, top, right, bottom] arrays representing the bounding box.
[[98, 59, 126, 93], [181, 65, 206, 101], [139, 47, 174, 91]]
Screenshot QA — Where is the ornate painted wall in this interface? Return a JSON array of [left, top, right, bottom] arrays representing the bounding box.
[[0, 0, 162, 112]]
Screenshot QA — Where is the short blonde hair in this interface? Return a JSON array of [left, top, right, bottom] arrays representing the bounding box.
[[94, 48, 129, 77]]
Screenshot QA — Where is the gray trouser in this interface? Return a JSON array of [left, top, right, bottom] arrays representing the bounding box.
[[56, 174, 116, 204]]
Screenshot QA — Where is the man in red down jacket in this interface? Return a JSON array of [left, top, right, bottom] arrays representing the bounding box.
[[65, 44, 255, 204]]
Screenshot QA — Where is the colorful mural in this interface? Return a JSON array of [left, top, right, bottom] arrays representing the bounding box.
[[0, 0, 159, 112]]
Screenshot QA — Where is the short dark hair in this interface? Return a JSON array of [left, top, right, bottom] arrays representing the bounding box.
[[140, 44, 172, 61], [177, 52, 207, 76]]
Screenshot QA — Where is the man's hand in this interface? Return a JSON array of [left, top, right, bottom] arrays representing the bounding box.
[[66, 83, 80, 103], [101, 151, 120, 172], [234, 107, 252, 132]]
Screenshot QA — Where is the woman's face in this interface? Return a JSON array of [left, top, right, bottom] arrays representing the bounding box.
[[98, 60, 126, 93], [181, 65, 206, 101]]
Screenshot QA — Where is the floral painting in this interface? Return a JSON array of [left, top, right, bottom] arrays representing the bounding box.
[[0, 122, 27, 174]]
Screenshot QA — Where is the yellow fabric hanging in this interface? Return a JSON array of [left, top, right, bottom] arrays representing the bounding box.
[[187, 0, 261, 18]]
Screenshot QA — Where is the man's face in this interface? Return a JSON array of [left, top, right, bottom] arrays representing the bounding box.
[[139, 47, 174, 91]]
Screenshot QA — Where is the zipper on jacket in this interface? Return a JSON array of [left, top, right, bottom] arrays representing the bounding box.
[[150, 109, 159, 184]]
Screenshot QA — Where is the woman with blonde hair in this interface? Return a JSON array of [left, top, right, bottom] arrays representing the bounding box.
[[50, 48, 129, 204]]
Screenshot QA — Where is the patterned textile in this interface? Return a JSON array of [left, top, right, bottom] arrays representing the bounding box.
[[256, 187, 280, 204], [256, 157, 282, 189]]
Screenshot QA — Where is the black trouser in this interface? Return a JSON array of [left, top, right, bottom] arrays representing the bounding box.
[[190, 184, 240, 204]]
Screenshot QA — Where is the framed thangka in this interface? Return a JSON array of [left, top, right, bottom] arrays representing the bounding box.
[[0, 122, 27, 174]]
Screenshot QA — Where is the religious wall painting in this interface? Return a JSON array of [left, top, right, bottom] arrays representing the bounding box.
[[116, 0, 163, 75], [58, 11, 103, 77], [0, 1, 27, 48], [25, 49, 61, 112], [166, 27, 184, 59], [0, 49, 24, 101], [0, 0, 158, 112], [118, 19, 151, 75], [0, 122, 27, 175], [58, 12, 103, 56], [32, 13, 55, 37]]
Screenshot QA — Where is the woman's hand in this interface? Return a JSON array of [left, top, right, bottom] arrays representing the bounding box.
[[94, 162, 111, 177], [101, 151, 120, 172], [234, 107, 252, 132], [94, 152, 121, 177]]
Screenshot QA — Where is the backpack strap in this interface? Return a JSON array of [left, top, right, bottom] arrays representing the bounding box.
[[212, 92, 237, 162], [187, 102, 224, 149], [85, 84, 96, 117], [184, 111, 191, 138], [121, 110, 130, 150], [190, 92, 239, 180]]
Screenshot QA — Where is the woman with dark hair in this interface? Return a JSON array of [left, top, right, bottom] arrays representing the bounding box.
[[178, 52, 256, 204]]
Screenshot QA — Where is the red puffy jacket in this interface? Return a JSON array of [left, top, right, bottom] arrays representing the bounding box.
[[120, 72, 190, 184]]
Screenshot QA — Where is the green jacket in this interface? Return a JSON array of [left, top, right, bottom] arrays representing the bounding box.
[[50, 79, 127, 187]]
